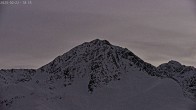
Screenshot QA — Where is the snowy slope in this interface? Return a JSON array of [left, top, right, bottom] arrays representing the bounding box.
[[0, 39, 195, 110]]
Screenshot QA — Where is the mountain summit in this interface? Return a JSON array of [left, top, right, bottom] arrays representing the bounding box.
[[0, 39, 195, 110], [37, 39, 157, 92]]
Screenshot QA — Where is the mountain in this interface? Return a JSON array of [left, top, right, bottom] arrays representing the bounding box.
[[158, 60, 196, 102], [0, 39, 195, 110]]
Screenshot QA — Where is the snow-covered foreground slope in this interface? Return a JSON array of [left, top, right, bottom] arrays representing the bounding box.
[[0, 39, 195, 110], [0, 70, 194, 110]]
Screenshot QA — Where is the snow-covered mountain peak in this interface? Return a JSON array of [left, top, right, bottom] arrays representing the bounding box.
[[157, 60, 183, 76], [159, 60, 182, 68], [157, 60, 196, 102], [89, 39, 111, 46], [0, 39, 196, 110], [40, 39, 133, 72], [168, 60, 182, 66], [36, 39, 159, 92]]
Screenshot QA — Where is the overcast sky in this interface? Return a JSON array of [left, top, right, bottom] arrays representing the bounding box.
[[0, 0, 195, 69]]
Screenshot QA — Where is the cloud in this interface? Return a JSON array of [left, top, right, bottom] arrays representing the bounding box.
[[190, 0, 196, 14], [0, 0, 195, 68]]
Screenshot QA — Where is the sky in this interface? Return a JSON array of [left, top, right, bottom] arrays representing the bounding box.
[[0, 0, 196, 69]]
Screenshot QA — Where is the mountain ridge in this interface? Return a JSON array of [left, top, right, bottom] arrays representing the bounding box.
[[0, 39, 195, 110], [0, 39, 195, 95]]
